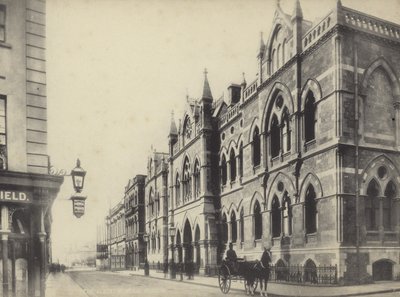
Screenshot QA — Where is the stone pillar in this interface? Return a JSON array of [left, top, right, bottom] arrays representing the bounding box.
[[199, 241, 208, 275], [236, 155, 241, 182], [379, 196, 384, 243], [10, 240, 15, 296], [38, 208, 47, 297], [227, 220, 232, 243], [1, 206, 9, 297]]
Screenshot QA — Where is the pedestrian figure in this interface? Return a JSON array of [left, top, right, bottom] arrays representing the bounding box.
[[144, 258, 149, 276]]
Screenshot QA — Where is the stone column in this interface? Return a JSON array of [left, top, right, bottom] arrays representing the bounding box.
[[379, 196, 384, 243], [227, 220, 232, 243], [1, 206, 10, 297], [199, 241, 208, 275], [38, 208, 47, 297], [10, 240, 15, 296], [236, 155, 241, 182]]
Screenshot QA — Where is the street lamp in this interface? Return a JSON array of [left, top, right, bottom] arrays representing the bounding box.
[[71, 159, 86, 193], [169, 226, 176, 279]]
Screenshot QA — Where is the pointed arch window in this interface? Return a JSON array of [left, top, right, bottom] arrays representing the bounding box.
[[282, 39, 286, 65], [175, 174, 181, 206], [183, 116, 192, 146], [193, 160, 201, 198], [230, 149, 237, 182], [221, 154, 227, 186], [254, 201, 262, 240], [271, 196, 281, 238], [182, 157, 191, 202], [271, 114, 280, 158], [271, 49, 276, 74], [252, 127, 261, 167], [305, 185, 317, 234], [149, 188, 154, 217], [222, 213, 228, 243], [240, 208, 244, 243], [384, 181, 396, 231], [282, 109, 291, 153], [277, 44, 281, 69], [304, 92, 316, 142], [283, 194, 292, 236], [238, 143, 243, 177], [231, 212, 237, 243], [365, 180, 379, 231]]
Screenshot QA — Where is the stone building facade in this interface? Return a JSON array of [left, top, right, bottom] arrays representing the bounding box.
[[124, 174, 146, 270], [0, 1, 64, 296], [145, 150, 169, 269], [107, 201, 126, 270], [98, 0, 400, 283]]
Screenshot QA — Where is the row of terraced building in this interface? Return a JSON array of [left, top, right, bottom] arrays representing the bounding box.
[[96, 0, 400, 284]]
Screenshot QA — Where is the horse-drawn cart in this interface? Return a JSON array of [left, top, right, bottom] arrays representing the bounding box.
[[218, 259, 259, 294]]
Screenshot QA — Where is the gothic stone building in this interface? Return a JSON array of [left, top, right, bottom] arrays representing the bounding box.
[[168, 0, 400, 283], [144, 151, 168, 268], [124, 174, 146, 270], [107, 201, 125, 270]]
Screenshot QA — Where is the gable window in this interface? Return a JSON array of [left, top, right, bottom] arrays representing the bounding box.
[[254, 201, 262, 240], [271, 115, 280, 158], [271, 196, 281, 238], [252, 127, 261, 167], [304, 92, 316, 142], [229, 149, 236, 182], [193, 160, 201, 198], [305, 185, 317, 234], [0, 96, 6, 170], [231, 212, 237, 243], [175, 174, 181, 206], [182, 157, 191, 202], [221, 154, 227, 186]]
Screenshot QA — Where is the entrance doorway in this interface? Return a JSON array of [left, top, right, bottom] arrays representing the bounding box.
[[373, 259, 393, 281]]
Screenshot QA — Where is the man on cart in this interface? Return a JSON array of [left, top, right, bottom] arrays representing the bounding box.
[[225, 242, 238, 274]]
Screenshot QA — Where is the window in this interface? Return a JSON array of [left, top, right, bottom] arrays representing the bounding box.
[[238, 143, 243, 177], [305, 185, 317, 234], [304, 92, 316, 142], [384, 181, 396, 230], [0, 97, 6, 170], [221, 213, 228, 243], [231, 212, 237, 243], [183, 117, 192, 146], [175, 174, 181, 206], [229, 149, 236, 182], [282, 109, 291, 153], [271, 114, 280, 158], [282, 195, 292, 236], [282, 39, 286, 65], [0, 6, 5, 42], [193, 160, 201, 198], [240, 208, 244, 243], [221, 154, 227, 186], [277, 44, 281, 69], [252, 127, 261, 167], [271, 49, 275, 73], [182, 157, 191, 201], [254, 201, 262, 240], [365, 180, 379, 231], [271, 196, 281, 238]]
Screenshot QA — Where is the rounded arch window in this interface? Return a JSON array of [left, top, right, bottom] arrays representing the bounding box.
[[230, 126, 234, 134]]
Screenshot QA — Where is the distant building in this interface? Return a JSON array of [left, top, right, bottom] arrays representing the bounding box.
[[124, 174, 146, 270], [107, 201, 125, 270], [0, 1, 64, 296]]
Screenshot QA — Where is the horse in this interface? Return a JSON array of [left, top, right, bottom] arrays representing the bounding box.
[[252, 259, 270, 297]]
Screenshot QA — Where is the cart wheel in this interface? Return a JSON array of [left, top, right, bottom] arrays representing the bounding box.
[[218, 265, 231, 294]]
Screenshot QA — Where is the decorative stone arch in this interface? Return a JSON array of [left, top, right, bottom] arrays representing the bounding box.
[[359, 57, 400, 147], [266, 172, 296, 210], [261, 82, 294, 134], [192, 155, 201, 169], [218, 146, 228, 163], [248, 191, 264, 215], [248, 117, 261, 143], [227, 202, 238, 219], [181, 153, 192, 175], [300, 79, 323, 110], [181, 211, 195, 232], [236, 133, 244, 148], [227, 139, 238, 155], [360, 57, 400, 99], [361, 154, 400, 195], [299, 173, 323, 202]]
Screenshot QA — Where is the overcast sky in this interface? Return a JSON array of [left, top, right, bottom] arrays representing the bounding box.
[[45, 0, 400, 262]]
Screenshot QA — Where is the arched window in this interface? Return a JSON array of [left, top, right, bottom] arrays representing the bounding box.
[[183, 116, 192, 146], [304, 92, 316, 142], [175, 174, 181, 206], [193, 159, 201, 198], [238, 143, 243, 177], [182, 157, 191, 201], [271, 114, 280, 158], [271, 49, 275, 73], [254, 201, 262, 240], [221, 213, 228, 243], [149, 188, 154, 216], [384, 181, 396, 230], [230, 149, 237, 182], [276, 44, 281, 69], [221, 154, 227, 186], [283, 194, 292, 236], [252, 127, 261, 167], [365, 180, 379, 231], [282, 109, 291, 153], [231, 211, 237, 243], [305, 185, 317, 234], [240, 208, 244, 243], [282, 39, 286, 65], [271, 196, 281, 238]]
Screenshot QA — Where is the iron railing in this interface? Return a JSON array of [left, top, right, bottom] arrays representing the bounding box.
[[269, 264, 337, 285]]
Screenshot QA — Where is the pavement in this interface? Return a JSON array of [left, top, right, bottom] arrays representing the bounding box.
[[45, 268, 400, 297]]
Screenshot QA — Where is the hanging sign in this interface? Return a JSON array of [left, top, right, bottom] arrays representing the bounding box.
[[71, 194, 87, 218]]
